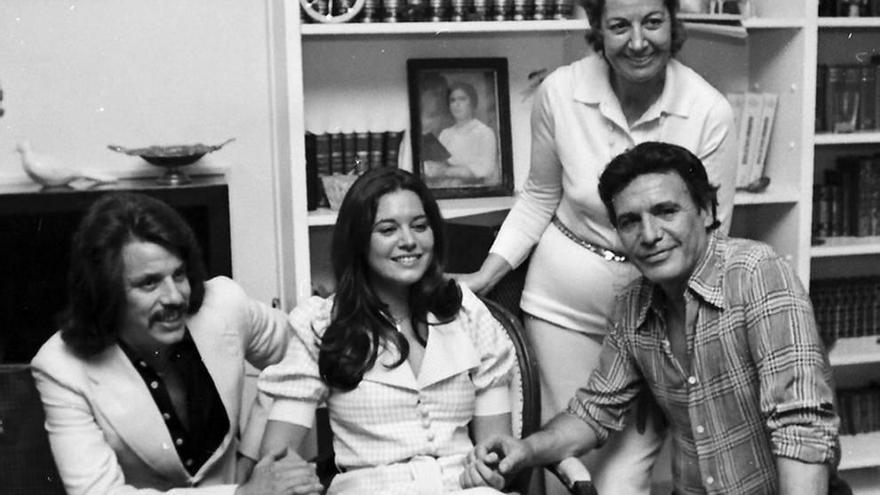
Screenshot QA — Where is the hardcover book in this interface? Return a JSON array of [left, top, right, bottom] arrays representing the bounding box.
[[421, 132, 452, 162]]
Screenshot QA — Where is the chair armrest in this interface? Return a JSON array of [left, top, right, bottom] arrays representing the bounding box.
[[546, 457, 597, 495]]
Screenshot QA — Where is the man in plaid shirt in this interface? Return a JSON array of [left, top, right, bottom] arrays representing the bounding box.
[[472, 142, 840, 494]]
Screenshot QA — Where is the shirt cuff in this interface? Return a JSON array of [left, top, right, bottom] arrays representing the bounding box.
[[268, 399, 317, 428], [565, 398, 611, 446], [475, 385, 512, 417], [771, 425, 840, 465]]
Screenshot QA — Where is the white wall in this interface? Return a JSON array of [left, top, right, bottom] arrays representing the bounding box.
[[0, 0, 284, 303]]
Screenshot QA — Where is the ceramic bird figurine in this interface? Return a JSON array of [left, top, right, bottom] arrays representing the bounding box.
[[15, 141, 117, 188]]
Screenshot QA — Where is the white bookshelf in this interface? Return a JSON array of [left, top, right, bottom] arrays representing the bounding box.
[[840, 432, 880, 471], [828, 336, 880, 367], [812, 237, 880, 258], [815, 132, 880, 146]]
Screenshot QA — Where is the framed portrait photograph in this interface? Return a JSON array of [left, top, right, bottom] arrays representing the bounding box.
[[407, 58, 514, 199]]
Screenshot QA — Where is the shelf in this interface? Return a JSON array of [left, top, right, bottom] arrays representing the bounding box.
[[299, 16, 803, 36], [812, 237, 880, 258], [815, 132, 880, 146], [739, 17, 805, 29], [308, 195, 515, 226], [818, 17, 880, 28], [300, 19, 586, 36], [840, 431, 880, 471], [733, 184, 800, 205], [828, 336, 880, 367]]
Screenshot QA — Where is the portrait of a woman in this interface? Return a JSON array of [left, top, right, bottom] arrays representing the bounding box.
[[421, 80, 500, 189]]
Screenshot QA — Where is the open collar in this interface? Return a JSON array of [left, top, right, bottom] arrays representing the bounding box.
[[361, 313, 479, 390], [572, 55, 691, 130], [632, 232, 727, 332]]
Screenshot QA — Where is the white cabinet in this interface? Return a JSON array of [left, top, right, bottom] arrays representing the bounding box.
[[269, 1, 877, 489]]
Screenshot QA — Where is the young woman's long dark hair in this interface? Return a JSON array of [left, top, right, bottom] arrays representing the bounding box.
[[319, 168, 462, 390]]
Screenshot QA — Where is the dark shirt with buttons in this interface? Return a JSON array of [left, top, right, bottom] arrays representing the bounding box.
[[119, 330, 229, 475]]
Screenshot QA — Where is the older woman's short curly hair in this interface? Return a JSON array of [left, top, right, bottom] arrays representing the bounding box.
[[582, 0, 687, 56]]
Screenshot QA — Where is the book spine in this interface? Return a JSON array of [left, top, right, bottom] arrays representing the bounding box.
[[330, 131, 345, 174], [859, 65, 876, 130], [735, 92, 762, 188], [833, 66, 860, 133], [315, 133, 332, 208], [858, 157, 875, 236], [816, 65, 828, 132], [355, 131, 370, 172], [305, 132, 320, 211], [342, 131, 357, 173], [825, 65, 843, 132], [369, 131, 385, 170], [815, 184, 832, 239], [384, 130, 404, 168], [749, 92, 778, 184]]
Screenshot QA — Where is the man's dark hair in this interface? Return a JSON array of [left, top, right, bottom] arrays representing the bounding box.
[[60, 192, 207, 357], [582, 0, 686, 56], [598, 141, 719, 229]]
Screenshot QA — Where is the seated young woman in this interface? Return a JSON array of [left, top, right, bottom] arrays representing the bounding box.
[[257, 167, 515, 494]]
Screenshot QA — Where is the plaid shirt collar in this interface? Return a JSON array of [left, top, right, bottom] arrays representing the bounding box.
[[632, 231, 728, 332]]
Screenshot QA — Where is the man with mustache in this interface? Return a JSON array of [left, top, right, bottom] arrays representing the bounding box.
[[31, 192, 322, 495], [470, 142, 841, 494]]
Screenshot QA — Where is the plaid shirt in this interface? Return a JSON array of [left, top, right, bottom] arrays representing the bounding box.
[[567, 233, 839, 494]]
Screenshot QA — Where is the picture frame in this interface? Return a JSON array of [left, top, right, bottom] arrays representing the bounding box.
[[407, 58, 514, 199]]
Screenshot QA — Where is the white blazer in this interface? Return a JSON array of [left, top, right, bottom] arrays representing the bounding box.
[[31, 277, 290, 495]]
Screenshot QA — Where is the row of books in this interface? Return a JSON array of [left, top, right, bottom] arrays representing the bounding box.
[[302, 0, 575, 23], [819, 0, 880, 17], [837, 384, 880, 436], [727, 92, 778, 189], [305, 130, 404, 210], [812, 154, 880, 238], [816, 61, 880, 134], [810, 277, 880, 346]]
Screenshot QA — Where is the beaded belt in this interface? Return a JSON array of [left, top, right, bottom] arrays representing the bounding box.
[[551, 215, 627, 263]]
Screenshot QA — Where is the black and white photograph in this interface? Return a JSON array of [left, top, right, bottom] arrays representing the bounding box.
[[407, 58, 513, 199]]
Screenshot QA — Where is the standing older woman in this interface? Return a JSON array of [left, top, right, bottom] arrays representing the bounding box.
[[457, 0, 737, 493], [258, 168, 515, 494]]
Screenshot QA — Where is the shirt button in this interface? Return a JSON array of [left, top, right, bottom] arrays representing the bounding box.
[[175, 438, 183, 446], [427, 432, 435, 441], [419, 408, 429, 418], [185, 459, 194, 467], [163, 413, 171, 421], [150, 381, 159, 389], [706, 475, 715, 485], [421, 418, 431, 428], [687, 376, 697, 385], [696, 425, 705, 434]]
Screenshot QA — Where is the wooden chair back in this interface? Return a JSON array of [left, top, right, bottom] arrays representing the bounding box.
[[0, 364, 65, 494]]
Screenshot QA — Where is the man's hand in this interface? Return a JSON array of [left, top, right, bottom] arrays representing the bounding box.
[[466, 434, 535, 489], [235, 447, 323, 495], [460, 449, 502, 489]]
